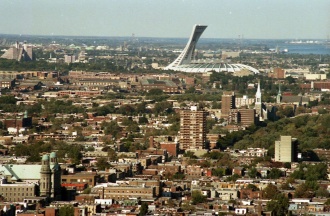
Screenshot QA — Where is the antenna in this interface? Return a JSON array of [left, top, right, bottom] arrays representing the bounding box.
[[238, 35, 241, 51]]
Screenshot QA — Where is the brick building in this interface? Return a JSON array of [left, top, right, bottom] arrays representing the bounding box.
[[180, 106, 207, 150], [222, 91, 236, 116]]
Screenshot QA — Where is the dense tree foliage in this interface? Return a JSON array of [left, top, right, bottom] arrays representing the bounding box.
[[139, 203, 148, 216], [191, 190, 207, 205], [59, 205, 74, 216], [234, 114, 330, 156], [268, 168, 282, 179], [294, 181, 319, 198], [14, 140, 83, 163], [0, 58, 122, 72], [290, 163, 328, 181], [101, 121, 122, 138], [263, 184, 279, 199], [96, 157, 111, 171], [266, 193, 289, 215], [248, 167, 260, 178]]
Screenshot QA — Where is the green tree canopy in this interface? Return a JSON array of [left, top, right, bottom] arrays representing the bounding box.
[[59, 205, 74, 216], [266, 193, 289, 216], [191, 190, 207, 205]]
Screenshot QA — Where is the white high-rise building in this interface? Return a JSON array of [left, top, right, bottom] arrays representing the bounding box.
[[275, 136, 295, 162]]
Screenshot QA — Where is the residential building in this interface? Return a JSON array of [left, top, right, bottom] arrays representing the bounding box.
[[221, 91, 235, 116], [274, 136, 297, 162], [0, 182, 36, 202], [179, 106, 207, 150]]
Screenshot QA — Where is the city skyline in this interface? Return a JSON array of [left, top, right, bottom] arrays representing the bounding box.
[[0, 0, 330, 39]]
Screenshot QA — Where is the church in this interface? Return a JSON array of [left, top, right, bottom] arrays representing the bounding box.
[[0, 152, 61, 201]]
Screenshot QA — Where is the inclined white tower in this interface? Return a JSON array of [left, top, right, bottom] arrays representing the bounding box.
[[165, 25, 207, 70]]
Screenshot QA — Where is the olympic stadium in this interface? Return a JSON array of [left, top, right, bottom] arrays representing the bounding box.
[[164, 25, 259, 74]]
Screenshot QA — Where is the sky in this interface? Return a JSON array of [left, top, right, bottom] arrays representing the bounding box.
[[0, 0, 329, 39]]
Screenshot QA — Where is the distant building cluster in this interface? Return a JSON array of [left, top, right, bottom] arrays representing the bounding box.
[[1, 41, 34, 61]]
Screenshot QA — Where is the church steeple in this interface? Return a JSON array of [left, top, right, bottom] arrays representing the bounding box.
[[255, 80, 262, 116], [276, 83, 282, 104], [40, 154, 52, 198]]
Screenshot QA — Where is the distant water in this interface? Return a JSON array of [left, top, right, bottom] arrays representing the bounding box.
[[241, 39, 330, 55], [278, 43, 330, 55], [199, 38, 330, 55]]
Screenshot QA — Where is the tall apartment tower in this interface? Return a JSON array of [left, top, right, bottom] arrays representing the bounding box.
[[40, 154, 52, 197], [275, 136, 296, 162], [180, 106, 207, 150], [221, 91, 236, 116]]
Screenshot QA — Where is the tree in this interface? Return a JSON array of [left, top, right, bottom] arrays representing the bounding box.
[[268, 168, 282, 179], [147, 88, 163, 96], [226, 174, 240, 182], [138, 116, 148, 124], [107, 148, 118, 161], [246, 184, 259, 191], [172, 172, 185, 180], [82, 187, 91, 194], [248, 167, 259, 178], [305, 163, 328, 181], [183, 151, 198, 159], [59, 205, 74, 216], [294, 181, 319, 198], [315, 186, 330, 198], [139, 202, 148, 216], [282, 106, 294, 118], [285, 76, 295, 84], [266, 193, 289, 216], [191, 190, 207, 205], [96, 157, 110, 171], [67, 145, 83, 164], [263, 184, 279, 199], [185, 86, 196, 94], [102, 121, 122, 138], [212, 168, 227, 177]]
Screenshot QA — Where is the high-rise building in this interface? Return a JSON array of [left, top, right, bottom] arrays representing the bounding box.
[[273, 68, 285, 79], [64, 54, 76, 64], [275, 136, 297, 162], [180, 106, 207, 150], [222, 91, 236, 116]]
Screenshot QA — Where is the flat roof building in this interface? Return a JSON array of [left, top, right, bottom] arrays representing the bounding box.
[[180, 106, 207, 150], [275, 136, 297, 162]]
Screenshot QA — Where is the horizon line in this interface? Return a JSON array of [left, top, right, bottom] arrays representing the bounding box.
[[0, 33, 328, 41]]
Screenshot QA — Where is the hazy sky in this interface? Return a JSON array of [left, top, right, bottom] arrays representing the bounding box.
[[1, 0, 329, 39]]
